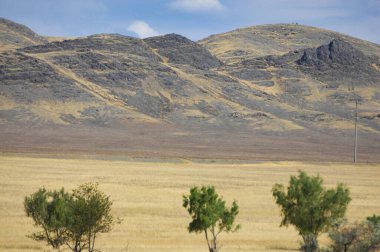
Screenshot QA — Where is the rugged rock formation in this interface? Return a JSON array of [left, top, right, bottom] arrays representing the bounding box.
[[296, 39, 380, 85], [298, 39, 367, 66]]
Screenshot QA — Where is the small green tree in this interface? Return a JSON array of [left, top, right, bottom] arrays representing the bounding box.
[[24, 183, 116, 252], [67, 182, 115, 252], [182, 186, 240, 252], [272, 171, 351, 252], [24, 187, 71, 250]]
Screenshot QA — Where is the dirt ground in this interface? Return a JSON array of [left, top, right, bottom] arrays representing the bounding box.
[[1, 123, 380, 162]]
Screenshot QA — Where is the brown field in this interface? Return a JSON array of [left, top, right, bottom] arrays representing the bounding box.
[[0, 155, 379, 252]]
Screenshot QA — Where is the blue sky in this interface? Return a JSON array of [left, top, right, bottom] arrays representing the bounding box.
[[0, 0, 379, 43]]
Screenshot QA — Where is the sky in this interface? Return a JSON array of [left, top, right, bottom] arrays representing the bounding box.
[[0, 0, 379, 43]]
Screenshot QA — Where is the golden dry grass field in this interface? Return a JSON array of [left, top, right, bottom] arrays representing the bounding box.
[[0, 155, 379, 252]]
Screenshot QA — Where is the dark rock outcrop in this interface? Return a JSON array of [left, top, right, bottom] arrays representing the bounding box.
[[297, 39, 367, 66], [0, 51, 92, 102], [296, 39, 380, 85], [144, 34, 222, 70]]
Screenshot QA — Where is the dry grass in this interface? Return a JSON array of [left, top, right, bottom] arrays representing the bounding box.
[[0, 155, 379, 251]]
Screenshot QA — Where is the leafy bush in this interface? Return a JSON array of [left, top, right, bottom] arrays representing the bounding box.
[[272, 170, 351, 252], [24, 182, 116, 252], [24, 187, 71, 249]]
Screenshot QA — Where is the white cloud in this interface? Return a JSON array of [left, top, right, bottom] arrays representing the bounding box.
[[127, 21, 159, 38], [169, 0, 226, 13]]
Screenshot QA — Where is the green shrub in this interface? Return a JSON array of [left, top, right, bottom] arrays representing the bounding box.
[[272, 170, 351, 252], [24, 182, 116, 252]]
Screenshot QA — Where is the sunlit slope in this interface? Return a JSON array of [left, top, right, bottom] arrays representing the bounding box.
[[199, 24, 380, 64], [0, 18, 47, 52]]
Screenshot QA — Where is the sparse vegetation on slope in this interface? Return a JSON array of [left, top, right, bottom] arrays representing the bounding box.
[[1, 19, 380, 160], [0, 18, 47, 52]]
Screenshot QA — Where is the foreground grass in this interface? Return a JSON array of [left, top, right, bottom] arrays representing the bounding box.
[[0, 155, 379, 251]]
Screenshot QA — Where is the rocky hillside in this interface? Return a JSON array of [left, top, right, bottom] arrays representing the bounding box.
[[0, 18, 47, 52], [199, 24, 380, 63], [1, 19, 379, 161]]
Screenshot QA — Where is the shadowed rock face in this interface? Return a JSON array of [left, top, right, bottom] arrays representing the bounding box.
[[296, 39, 380, 85], [0, 51, 92, 102], [298, 39, 367, 66], [144, 34, 222, 69]]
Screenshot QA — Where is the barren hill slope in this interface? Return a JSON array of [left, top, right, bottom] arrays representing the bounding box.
[[1, 19, 379, 161], [0, 18, 47, 52]]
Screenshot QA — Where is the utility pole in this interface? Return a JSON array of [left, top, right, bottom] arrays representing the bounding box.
[[354, 97, 358, 163], [350, 83, 358, 163]]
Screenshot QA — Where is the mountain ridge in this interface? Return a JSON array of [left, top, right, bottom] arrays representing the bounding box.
[[199, 23, 380, 64], [1, 18, 379, 161]]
